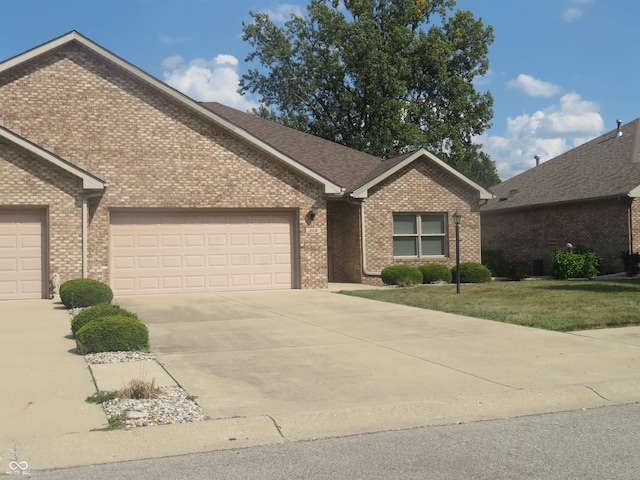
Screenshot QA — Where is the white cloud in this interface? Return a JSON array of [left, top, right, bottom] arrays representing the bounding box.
[[158, 34, 193, 45], [161, 54, 259, 111], [479, 92, 605, 181], [563, 0, 594, 22], [507, 74, 562, 97], [262, 3, 305, 23]]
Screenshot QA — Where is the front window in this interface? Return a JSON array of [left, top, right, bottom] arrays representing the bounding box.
[[393, 213, 447, 257]]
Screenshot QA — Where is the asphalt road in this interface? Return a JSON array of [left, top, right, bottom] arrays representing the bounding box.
[[32, 403, 640, 479]]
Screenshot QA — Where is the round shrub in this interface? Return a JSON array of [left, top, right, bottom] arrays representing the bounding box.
[[418, 263, 452, 284], [60, 278, 113, 309], [504, 254, 531, 281], [381, 265, 423, 286], [552, 245, 601, 279], [75, 315, 149, 355], [71, 303, 138, 337], [451, 262, 492, 283]]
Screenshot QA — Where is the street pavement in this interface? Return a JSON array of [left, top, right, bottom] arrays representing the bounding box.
[[2, 286, 640, 473]]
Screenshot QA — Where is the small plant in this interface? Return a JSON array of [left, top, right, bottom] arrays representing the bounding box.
[[381, 265, 423, 286], [119, 378, 161, 400], [504, 254, 531, 281], [75, 315, 150, 354], [85, 390, 118, 404], [60, 278, 113, 309], [621, 251, 640, 277], [106, 413, 127, 430], [451, 262, 492, 283], [418, 263, 452, 284], [71, 303, 138, 337], [552, 244, 601, 279]]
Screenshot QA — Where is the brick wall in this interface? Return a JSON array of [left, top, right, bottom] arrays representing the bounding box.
[[359, 160, 482, 285], [327, 199, 362, 283], [0, 43, 328, 289], [481, 198, 632, 275], [0, 142, 84, 294]]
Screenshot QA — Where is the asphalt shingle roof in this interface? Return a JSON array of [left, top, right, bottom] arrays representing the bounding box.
[[482, 119, 640, 212], [200, 102, 386, 192]]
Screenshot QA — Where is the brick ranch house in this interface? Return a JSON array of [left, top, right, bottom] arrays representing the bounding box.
[[0, 31, 492, 300], [481, 118, 640, 275]]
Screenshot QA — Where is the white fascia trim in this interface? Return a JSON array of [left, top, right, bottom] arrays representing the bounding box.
[[351, 148, 494, 200], [0, 126, 106, 190], [1, 31, 342, 195], [628, 186, 640, 197]]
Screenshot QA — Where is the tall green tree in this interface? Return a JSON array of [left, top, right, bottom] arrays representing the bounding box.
[[240, 0, 500, 188]]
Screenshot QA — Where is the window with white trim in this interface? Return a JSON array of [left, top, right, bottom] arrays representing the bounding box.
[[393, 213, 447, 257]]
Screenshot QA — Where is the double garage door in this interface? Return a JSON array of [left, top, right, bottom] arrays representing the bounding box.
[[0, 211, 44, 300], [110, 211, 295, 295]]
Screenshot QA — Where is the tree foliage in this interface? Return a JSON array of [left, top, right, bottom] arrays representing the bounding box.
[[241, 0, 500, 187]]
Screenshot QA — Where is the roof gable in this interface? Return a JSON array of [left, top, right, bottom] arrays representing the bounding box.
[[0, 31, 343, 195], [483, 119, 640, 212], [0, 124, 106, 190], [350, 149, 493, 199]]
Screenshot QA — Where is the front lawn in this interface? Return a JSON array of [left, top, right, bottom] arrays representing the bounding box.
[[339, 279, 640, 331]]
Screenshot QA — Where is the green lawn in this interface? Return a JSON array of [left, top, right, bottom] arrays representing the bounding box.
[[339, 279, 640, 331]]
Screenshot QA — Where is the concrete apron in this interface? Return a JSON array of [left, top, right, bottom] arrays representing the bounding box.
[[4, 290, 640, 471]]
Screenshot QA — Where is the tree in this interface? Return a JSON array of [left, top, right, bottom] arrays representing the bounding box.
[[240, 0, 500, 188]]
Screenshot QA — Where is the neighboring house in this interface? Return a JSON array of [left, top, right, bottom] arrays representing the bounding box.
[[0, 31, 491, 300], [481, 119, 640, 276]]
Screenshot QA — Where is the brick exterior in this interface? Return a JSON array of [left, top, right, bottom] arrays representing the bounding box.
[[0, 43, 327, 294], [329, 161, 483, 286], [0, 39, 486, 296], [481, 198, 634, 275]]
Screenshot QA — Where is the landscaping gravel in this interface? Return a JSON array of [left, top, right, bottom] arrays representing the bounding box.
[[84, 351, 209, 429]]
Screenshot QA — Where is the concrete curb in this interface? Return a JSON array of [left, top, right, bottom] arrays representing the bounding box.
[[15, 379, 640, 471]]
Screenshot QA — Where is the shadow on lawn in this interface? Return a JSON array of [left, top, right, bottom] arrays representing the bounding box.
[[538, 281, 640, 294]]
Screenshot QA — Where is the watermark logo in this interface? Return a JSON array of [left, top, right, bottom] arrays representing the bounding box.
[[7, 460, 30, 476]]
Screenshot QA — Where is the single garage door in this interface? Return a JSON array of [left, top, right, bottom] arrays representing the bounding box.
[[0, 210, 44, 300], [110, 211, 294, 295]]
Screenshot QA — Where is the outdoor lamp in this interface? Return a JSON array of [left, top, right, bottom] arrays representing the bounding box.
[[310, 201, 320, 221], [453, 210, 461, 293]]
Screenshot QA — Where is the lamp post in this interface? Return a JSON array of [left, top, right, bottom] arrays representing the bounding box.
[[453, 210, 462, 294]]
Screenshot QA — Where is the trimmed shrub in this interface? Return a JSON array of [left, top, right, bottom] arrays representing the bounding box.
[[381, 265, 423, 286], [75, 315, 149, 355], [71, 303, 138, 337], [504, 254, 531, 281], [418, 263, 452, 284], [451, 262, 492, 283], [481, 249, 506, 277], [60, 278, 113, 309], [552, 245, 601, 279], [621, 251, 640, 277]]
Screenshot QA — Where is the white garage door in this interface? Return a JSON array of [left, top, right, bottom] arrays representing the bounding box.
[[110, 212, 294, 295], [0, 211, 44, 300]]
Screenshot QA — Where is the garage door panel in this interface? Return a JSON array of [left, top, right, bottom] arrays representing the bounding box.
[[111, 212, 294, 295], [0, 211, 44, 300]]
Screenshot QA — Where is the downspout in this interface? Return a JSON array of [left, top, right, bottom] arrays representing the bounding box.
[[628, 200, 633, 254], [82, 192, 105, 278]]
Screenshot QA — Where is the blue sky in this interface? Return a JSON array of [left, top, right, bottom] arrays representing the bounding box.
[[1, 0, 637, 181]]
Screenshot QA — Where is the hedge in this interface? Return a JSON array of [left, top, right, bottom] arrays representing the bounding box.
[[451, 262, 492, 283], [75, 315, 149, 355], [418, 263, 452, 284], [381, 265, 423, 286], [59, 278, 113, 309], [71, 303, 138, 337]]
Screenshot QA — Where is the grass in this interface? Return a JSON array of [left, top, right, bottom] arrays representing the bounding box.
[[340, 279, 640, 331]]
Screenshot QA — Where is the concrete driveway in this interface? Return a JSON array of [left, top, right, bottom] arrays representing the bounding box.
[[115, 288, 640, 438]]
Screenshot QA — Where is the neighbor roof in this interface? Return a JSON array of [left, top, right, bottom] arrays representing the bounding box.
[[482, 119, 640, 212]]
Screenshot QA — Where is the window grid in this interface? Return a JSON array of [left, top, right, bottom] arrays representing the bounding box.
[[393, 213, 448, 257]]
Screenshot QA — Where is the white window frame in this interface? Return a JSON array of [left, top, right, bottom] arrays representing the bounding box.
[[392, 213, 448, 258]]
